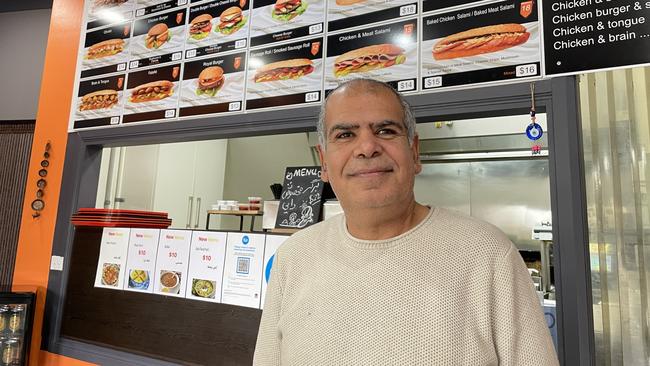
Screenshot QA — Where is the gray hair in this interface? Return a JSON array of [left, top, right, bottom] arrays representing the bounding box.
[[317, 78, 416, 149]]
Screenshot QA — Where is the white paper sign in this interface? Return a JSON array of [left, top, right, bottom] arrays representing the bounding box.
[[260, 235, 289, 309], [221, 232, 265, 308], [153, 229, 192, 297], [123, 228, 161, 293], [94, 228, 131, 290], [185, 231, 227, 302]]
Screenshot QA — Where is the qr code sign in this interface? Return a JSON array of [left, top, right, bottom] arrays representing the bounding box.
[[236, 257, 250, 274]]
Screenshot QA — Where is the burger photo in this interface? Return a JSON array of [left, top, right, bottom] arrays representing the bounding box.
[[254, 58, 314, 82], [272, 0, 307, 22], [217, 7, 247, 35], [189, 14, 213, 40], [78, 89, 119, 111], [334, 44, 406, 77], [129, 80, 174, 102], [145, 23, 170, 49], [85, 38, 125, 59], [432, 23, 530, 60], [196, 66, 225, 96]]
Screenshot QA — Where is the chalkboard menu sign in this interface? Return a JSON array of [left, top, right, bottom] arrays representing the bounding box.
[[276, 166, 324, 229]]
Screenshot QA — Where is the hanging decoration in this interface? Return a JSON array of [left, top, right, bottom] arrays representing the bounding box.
[[526, 82, 543, 155]]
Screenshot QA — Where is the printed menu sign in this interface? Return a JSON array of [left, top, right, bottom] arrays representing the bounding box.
[[122, 63, 181, 123], [186, 0, 250, 58], [543, 0, 650, 76], [185, 231, 227, 302], [94, 228, 131, 290], [325, 18, 418, 93], [86, 0, 135, 30], [123, 228, 161, 293], [327, 0, 417, 32], [80, 22, 131, 79], [420, 0, 541, 91], [129, 8, 187, 69], [135, 0, 188, 17], [246, 38, 323, 110], [249, 0, 325, 47], [221, 232, 265, 308], [422, 0, 484, 14], [73, 74, 126, 129], [153, 229, 192, 297], [260, 234, 288, 309], [276, 166, 324, 229], [179, 52, 246, 117]]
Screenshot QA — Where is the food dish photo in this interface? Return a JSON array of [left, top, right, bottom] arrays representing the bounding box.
[[145, 23, 170, 49], [254, 58, 314, 82], [334, 44, 405, 77], [197, 66, 225, 96], [189, 14, 213, 40], [432, 23, 530, 60], [129, 80, 174, 102], [272, 0, 307, 21], [218, 7, 247, 35], [78, 90, 119, 111]]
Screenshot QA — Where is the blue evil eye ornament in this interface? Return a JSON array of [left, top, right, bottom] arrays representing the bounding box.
[[526, 123, 543, 141]]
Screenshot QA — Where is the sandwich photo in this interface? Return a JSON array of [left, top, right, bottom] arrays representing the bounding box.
[[145, 23, 170, 49], [335, 0, 365, 5], [272, 0, 307, 21], [79, 90, 119, 111], [217, 7, 247, 35], [432, 23, 530, 60], [93, 0, 128, 10], [254, 58, 314, 82], [334, 44, 405, 78], [85, 39, 125, 59], [196, 66, 225, 96], [189, 14, 213, 40], [129, 80, 174, 102]]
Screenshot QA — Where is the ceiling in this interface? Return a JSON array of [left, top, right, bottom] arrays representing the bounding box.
[[0, 0, 53, 13]]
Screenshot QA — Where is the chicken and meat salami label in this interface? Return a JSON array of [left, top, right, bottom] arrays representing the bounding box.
[[185, 0, 251, 58], [130, 9, 187, 68], [74, 74, 126, 129], [80, 22, 132, 79], [327, 0, 417, 32], [249, 0, 325, 47], [123, 63, 181, 123], [86, 0, 135, 30]]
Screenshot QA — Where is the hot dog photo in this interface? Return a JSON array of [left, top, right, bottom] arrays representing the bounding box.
[[130, 8, 187, 69], [186, 0, 250, 58], [122, 63, 181, 123], [249, 0, 325, 47]]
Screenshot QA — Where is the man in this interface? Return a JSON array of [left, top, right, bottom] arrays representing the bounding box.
[[254, 79, 558, 365]]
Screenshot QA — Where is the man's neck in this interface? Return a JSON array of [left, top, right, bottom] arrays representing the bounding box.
[[344, 200, 430, 240]]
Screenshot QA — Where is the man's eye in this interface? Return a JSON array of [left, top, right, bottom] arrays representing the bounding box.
[[377, 128, 397, 136], [335, 132, 352, 139]]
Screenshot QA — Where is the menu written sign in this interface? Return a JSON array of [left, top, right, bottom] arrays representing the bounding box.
[[276, 166, 324, 229], [543, 0, 650, 75]]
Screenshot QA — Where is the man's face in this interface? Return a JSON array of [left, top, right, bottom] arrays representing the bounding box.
[[317, 87, 421, 211]]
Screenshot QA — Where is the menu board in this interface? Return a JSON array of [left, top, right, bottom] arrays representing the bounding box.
[[185, 231, 227, 302], [325, 18, 418, 93], [420, 0, 541, 91], [260, 234, 288, 309], [94, 227, 131, 290], [73, 73, 126, 129], [80, 22, 131, 79], [276, 166, 324, 229], [122, 63, 181, 123], [86, 0, 135, 30], [185, 0, 250, 58], [129, 8, 187, 69], [179, 52, 246, 117], [249, 0, 325, 47], [543, 0, 650, 76], [327, 0, 417, 32], [123, 228, 160, 292], [246, 38, 324, 110], [221, 233, 265, 308], [153, 229, 192, 297], [135, 0, 188, 17]]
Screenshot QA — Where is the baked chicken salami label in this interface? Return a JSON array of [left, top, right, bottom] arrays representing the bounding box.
[[186, 0, 251, 58], [327, 0, 417, 32], [122, 63, 181, 123], [420, 0, 541, 90], [80, 22, 132, 79], [130, 9, 187, 69], [248, 0, 325, 47], [325, 19, 418, 92], [74, 74, 127, 129]]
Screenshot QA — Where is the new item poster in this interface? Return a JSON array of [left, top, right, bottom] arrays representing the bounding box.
[[122, 63, 181, 123], [325, 18, 418, 93], [248, 0, 325, 47], [135, 0, 189, 17], [260, 234, 288, 309], [327, 0, 417, 32], [185, 0, 250, 58], [123, 228, 161, 293], [221, 233, 265, 309], [86, 0, 135, 30], [73, 74, 126, 129], [80, 22, 132, 79], [94, 227, 131, 290], [420, 0, 541, 90], [179, 52, 246, 117], [246, 38, 323, 110], [185, 231, 227, 302], [153, 229, 192, 297], [129, 8, 187, 69]]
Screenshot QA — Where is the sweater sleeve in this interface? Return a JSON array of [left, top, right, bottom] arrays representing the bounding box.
[[253, 250, 284, 366], [491, 243, 560, 366]]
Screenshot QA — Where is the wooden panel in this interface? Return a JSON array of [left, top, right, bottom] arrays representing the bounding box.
[[61, 228, 262, 365]]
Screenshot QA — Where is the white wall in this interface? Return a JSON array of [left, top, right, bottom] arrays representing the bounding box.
[[0, 9, 51, 120]]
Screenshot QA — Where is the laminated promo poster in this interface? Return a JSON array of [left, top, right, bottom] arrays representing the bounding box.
[[135, 0, 189, 17], [94, 227, 131, 290], [260, 234, 288, 309], [221, 232, 265, 309], [123, 228, 161, 293], [129, 8, 187, 69], [122, 63, 181, 123], [420, 0, 541, 91], [248, 0, 325, 47], [179, 52, 246, 117], [327, 0, 417, 32], [246, 37, 324, 110], [80, 22, 132, 79], [73, 73, 126, 129], [184, 231, 227, 303], [185, 0, 251, 59], [325, 18, 418, 93], [153, 229, 192, 297], [86, 0, 135, 30]]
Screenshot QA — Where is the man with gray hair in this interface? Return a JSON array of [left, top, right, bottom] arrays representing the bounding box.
[[253, 78, 558, 365]]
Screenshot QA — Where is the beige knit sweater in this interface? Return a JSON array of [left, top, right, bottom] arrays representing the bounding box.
[[253, 208, 559, 365]]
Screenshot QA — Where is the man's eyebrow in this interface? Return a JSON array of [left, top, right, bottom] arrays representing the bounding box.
[[328, 123, 359, 135], [371, 120, 404, 130]]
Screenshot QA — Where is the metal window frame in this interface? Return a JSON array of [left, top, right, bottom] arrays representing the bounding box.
[[43, 77, 595, 365]]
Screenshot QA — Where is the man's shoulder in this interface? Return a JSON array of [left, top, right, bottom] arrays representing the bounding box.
[[275, 214, 342, 259]]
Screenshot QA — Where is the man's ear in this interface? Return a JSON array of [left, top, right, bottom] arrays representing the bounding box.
[[316, 144, 329, 182], [412, 134, 422, 175]]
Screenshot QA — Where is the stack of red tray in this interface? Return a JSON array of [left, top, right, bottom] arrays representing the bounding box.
[[71, 208, 172, 228]]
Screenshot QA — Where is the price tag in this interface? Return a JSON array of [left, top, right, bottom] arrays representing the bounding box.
[[164, 109, 176, 118], [117, 63, 127, 71], [177, 0, 188, 5], [399, 4, 417, 16], [169, 252, 178, 258], [186, 49, 197, 58], [129, 60, 139, 69], [228, 102, 241, 111], [516, 64, 538, 77], [424, 76, 442, 89], [110, 116, 120, 125], [171, 52, 182, 61], [235, 39, 247, 49], [135, 8, 145, 16], [309, 23, 323, 34], [305, 92, 320, 102], [202, 255, 212, 262], [138, 249, 147, 256], [397, 79, 415, 92]]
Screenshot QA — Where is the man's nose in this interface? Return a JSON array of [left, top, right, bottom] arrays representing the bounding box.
[[353, 131, 382, 159]]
